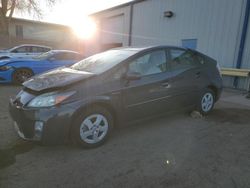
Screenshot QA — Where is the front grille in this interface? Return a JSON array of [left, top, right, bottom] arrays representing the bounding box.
[[9, 101, 35, 139], [0, 77, 6, 81]]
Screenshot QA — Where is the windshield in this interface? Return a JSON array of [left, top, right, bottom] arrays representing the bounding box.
[[33, 51, 54, 60], [71, 49, 138, 74]]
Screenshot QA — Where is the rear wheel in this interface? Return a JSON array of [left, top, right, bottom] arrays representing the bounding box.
[[12, 68, 33, 84], [197, 89, 215, 115], [73, 106, 114, 148]]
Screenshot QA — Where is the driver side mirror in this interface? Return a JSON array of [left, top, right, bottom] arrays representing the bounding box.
[[124, 71, 141, 81]]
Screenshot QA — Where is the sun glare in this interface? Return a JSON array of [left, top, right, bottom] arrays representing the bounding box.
[[43, 0, 133, 40], [71, 17, 97, 40]]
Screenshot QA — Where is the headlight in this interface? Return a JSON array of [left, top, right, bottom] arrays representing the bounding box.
[[0, 65, 12, 71], [27, 91, 76, 108]]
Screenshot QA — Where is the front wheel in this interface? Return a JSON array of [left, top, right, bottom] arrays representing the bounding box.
[[197, 89, 215, 115], [73, 106, 114, 148]]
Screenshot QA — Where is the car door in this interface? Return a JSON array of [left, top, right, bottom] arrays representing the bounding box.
[[167, 48, 202, 108], [122, 49, 174, 121]]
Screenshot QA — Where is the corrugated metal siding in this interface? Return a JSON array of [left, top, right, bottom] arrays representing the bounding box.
[[132, 0, 245, 70], [242, 11, 250, 69], [101, 15, 125, 44], [98, 6, 131, 46], [237, 8, 250, 89]]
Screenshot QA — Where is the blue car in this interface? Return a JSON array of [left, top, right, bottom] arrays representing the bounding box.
[[0, 50, 83, 84]]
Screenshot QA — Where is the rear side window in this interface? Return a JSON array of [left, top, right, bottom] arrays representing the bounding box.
[[194, 52, 217, 67], [32, 47, 50, 53], [169, 49, 199, 70], [42, 47, 51, 52]]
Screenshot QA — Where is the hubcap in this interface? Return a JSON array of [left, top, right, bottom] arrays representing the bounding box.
[[80, 114, 109, 144], [201, 93, 214, 112], [15, 70, 32, 83]]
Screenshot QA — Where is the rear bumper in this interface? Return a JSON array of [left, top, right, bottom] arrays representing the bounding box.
[[9, 99, 77, 144]]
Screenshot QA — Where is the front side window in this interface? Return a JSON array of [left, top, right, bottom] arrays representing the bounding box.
[[128, 50, 167, 76], [169, 49, 198, 70], [13, 46, 30, 53]]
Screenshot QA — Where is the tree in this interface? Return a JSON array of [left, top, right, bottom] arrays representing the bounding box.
[[0, 0, 56, 35]]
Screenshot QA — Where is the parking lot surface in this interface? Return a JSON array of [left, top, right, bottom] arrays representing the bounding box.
[[0, 85, 250, 188]]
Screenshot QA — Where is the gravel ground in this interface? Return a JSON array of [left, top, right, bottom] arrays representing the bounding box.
[[0, 85, 250, 188]]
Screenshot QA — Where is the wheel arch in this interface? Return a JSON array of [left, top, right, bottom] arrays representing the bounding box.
[[11, 67, 34, 81], [12, 67, 34, 76], [68, 100, 118, 141], [207, 85, 218, 101]]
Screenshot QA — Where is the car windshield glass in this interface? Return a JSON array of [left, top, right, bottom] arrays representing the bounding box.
[[71, 49, 137, 74], [33, 51, 54, 60]]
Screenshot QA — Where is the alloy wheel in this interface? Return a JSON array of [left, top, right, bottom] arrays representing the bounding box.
[[201, 93, 214, 112], [79, 114, 109, 144]]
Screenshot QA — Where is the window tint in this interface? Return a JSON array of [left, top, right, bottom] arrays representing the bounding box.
[[13, 46, 30, 53], [30, 46, 50, 53], [169, 49, 197, 70], [129, 50, 167, 76], [42, 47, 51, 52], [31, 47, 39, 53]]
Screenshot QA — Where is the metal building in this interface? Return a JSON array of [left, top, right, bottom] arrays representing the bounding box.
[[86, 0, 250, 88]]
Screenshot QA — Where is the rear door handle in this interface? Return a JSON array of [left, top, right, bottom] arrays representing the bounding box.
[[161, 82, 170, 88], [195, 71, 201, 78]]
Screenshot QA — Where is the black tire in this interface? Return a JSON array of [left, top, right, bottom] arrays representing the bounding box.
[[72, 105, 114, 148], [197, 88, 215, 115], [12, 68, 33, 84]]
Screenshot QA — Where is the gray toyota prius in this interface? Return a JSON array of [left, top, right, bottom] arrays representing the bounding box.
[[9, 46, 222, 148]]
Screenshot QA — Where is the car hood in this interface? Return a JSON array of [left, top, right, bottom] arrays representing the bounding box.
[[23, 67, 95, 92]]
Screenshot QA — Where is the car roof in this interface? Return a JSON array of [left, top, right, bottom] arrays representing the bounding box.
[[48, 50, 81, 55], [113, 45, 188, 52], [12, 44, 52, 49]]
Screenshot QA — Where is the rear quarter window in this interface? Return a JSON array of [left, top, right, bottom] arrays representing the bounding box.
[[169, 49, 200, 71], [42, 47, 51, 52], [195, 52, 217, 67]]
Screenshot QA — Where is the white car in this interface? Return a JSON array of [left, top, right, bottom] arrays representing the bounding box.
[[0, 44, 51, 59]]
